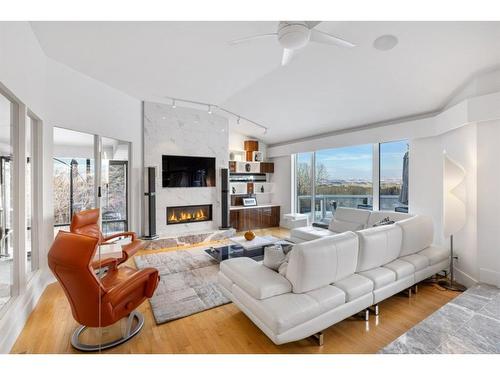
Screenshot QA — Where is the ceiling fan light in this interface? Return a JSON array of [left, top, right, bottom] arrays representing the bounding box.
[[373, 34, 398, 51], [278, 24, 310, 50]]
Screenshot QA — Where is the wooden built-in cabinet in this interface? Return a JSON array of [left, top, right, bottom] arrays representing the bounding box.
[[229, 206, 280, 231], [259, 162, 274, 173]]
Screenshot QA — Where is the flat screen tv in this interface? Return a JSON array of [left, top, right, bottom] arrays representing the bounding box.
[[162, 155, 216, 188]]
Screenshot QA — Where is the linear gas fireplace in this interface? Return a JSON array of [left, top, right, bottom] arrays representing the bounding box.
[[166, 204, 213, 225]]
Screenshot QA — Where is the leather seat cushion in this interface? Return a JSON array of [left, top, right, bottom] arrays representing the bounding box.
[[359, 267, 396, 290], [418, 245, 449, 265], [220, 258, 292, 300], [396, 216, 434, 256], [400, 254, 430, 271], [305, 285, 346, 314], [383, 259, 415, 279], [355, 224, 403, 272], [333, 274, 374, 302], [286, 232, 359, 293], [290, 226, 335, 241], [232, 286, 321, 334]]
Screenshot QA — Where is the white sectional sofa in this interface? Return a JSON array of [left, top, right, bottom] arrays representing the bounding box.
[[218, 213, 449, 345], [290, 207, 412, 243]]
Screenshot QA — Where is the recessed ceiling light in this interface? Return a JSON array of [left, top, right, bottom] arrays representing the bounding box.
[[373, 34, 398, 51]]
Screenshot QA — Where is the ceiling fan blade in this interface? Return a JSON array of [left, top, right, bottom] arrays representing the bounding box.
[[305, 21, 322, 29], [310, 29, 356, 48], [281, 48, 295, 66], [228, 33, 276, 45]]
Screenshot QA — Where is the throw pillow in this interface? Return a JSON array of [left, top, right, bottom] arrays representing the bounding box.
[[263, 245, 287, 271], [373, 217, 395, 227]]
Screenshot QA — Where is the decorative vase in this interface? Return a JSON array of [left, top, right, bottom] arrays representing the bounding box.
[[244, 230, 255, 241]]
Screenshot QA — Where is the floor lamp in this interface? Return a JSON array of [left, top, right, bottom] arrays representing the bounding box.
[[440, 152, 467, 291]]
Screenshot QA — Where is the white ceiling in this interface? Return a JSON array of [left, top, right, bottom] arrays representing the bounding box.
[[31, 21, 500, 144]]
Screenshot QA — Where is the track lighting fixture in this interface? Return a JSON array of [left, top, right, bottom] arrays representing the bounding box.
[[162, 96, 268, 134]]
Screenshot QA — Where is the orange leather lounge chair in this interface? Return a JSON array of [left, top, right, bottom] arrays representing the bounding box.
[[48, 231, 159, 351], [70, 208, 143, 268]]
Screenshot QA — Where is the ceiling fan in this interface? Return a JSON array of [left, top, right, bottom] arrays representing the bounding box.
[[228, 21, 356, 66]]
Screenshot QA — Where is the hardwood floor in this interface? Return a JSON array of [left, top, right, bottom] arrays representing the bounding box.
[[11, 228, 460, 354]]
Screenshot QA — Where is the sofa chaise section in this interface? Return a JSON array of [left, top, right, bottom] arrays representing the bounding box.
[[218, 232, 374, 345], [219, 213, 450, 346]]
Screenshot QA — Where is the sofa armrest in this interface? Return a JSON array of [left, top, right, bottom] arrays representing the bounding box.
[[220, 258, 292, 300]]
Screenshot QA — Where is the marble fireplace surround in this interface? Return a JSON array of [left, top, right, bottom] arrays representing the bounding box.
[[144, 101, 229, 237]]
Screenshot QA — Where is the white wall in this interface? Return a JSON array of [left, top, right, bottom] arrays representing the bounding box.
[[477, 120, 500, 287], [0, 22, 143, 353], [269, 155, 292, 223], [411, 124, 478, 286]]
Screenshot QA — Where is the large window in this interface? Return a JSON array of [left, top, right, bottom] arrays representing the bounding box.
[[26, 115, 38, 276], [315, 145, 373, 220], [295, 152, 313, 215], [380, 140, 409, 211], [294, 140, 408, 222], [0, 93, 13, 311]]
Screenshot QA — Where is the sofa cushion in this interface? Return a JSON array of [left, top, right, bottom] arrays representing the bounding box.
[[286, 232, 359, 293], [263, 245, 287, 271], [329, 218, 365, 233], [355, 224, 403, 272], [396, 215, 434, 256], [359, 267, 396, 290], [333, 274, 374, 302], [290, 226, 335, 242], [400, 254, 430, 271], [418, 245, 450, 265], [367, 211, 412, 227], [232, 285, 321, 334], [305, 285, 346, 314], [220, 257, 292, 300], [328, 207, 371, 232], [383, 259, 415, 279]]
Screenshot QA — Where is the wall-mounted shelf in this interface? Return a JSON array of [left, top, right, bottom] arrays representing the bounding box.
[[230, 182, 273, 195], [229, 161, 274, 174]]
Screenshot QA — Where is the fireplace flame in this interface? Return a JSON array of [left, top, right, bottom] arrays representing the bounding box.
[[168, 208, 208, 223]]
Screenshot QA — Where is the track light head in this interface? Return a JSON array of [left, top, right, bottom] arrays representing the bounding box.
[[208, 105, 212, 115], [237, 116, 241, 125], [172, 99, 176, 109]]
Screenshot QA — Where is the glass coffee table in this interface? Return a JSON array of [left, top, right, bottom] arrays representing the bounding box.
[[205, 235, 294, 262]]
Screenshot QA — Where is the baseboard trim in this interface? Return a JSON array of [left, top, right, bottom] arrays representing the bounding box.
[[0, 268, 54, 353], [454, 267, 478, 288], [479, 268, 500, 288]]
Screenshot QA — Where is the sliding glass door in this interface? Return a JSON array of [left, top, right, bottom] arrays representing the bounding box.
[[53, 128, 130, 236], [53, 128, 95, 235], [100, 137, 129, 236]]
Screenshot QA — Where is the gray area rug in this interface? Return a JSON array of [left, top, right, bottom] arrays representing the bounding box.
[[134, 247, 230, 324]]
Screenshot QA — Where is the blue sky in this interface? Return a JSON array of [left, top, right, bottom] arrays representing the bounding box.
[[298, 140, 408, 181]]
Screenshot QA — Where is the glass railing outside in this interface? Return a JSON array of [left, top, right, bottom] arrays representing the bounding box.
[[297, 194, 407, 221]]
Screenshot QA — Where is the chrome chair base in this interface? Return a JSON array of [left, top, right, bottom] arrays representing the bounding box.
[[71, 310, 144, 352]]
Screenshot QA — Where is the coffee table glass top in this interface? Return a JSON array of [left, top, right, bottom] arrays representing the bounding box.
[[205, 237, 293, 263], [229, 235, 280, 250]]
